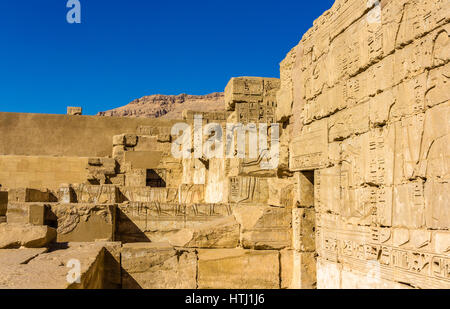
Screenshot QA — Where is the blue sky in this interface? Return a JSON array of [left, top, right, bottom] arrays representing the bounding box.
[[0, 0, 334, 115]]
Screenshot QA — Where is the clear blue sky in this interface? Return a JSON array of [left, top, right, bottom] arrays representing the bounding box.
[[0, 0, 334, 115]]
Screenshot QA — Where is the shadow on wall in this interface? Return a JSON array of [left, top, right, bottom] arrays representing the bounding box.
[[116, 208, 151, 244]]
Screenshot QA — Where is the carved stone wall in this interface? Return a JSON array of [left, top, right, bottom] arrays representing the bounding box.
[[278, 0, 450, 289]]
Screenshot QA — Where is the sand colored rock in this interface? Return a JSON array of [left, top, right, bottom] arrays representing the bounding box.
[[167, 215, 240, 248], [48, 203, 116, 243], [197, 248, 280, 289], [98, 93, 225, 119], [121, 243, 197, 289], [0, 224, 56, 249]]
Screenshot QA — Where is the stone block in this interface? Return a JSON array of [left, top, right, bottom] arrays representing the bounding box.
[[8, 188, 56, 203], [292, 207, 315, 252], [0, 224, 56, 249], [393, 180, 425, 229], [72, 184, 119, 204], [167, 216, 239, 248], [233, 205, 291, 249], [6, 202, 47, 225], [48, 203, 116, 243], [267, 178, 295, 207], [67, 106, 82, 115], [197, 249, 280, 289], [290, 118, 328, 171], [425, 181, 449, 230], [57, 184, 76, 203], [121, 243, 197, 289]]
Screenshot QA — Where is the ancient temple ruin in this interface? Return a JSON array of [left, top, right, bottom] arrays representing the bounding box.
[[0, 0, 449, 289]]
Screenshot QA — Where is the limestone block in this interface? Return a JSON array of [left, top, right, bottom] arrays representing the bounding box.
[[267, 178, 294, 208], [179, 184, 205, 204], [67, 106, 82, 115], [8, 188, 56, 203], [424, 181, 449, 230], [72, 184, 119, 204], [125, 169, 146, 187], [314, 166, 341, 214], [316, 258, 342, 289], [393, 33, 433, 84], [133, 136, 158, 152], [280, 249, 293, 289], [418, 102, 450, 181], [281, 249, 318, 289], [0, 242, 108, 289], [87, 158, 116, 176], [290, 118, 328, 171], [0, 224, 56, 249], [57, 184, 76, 203], [225, 77, 264, 111], [291, 251, 316, 289], [426, 62, 450, 109], [116, 202, 232, 243], [167, 216, 239, 248], [292, 207, 315, 252], [393, 180, 425, 229], [120, 187, 178, 203], [113, 134, 125, 146], [6, 202, 46, 225], [390, 73, 427, 121], [234, 205, 291, 249], [369, 89, 396, 127], [49, 203, 116, 242], [88, 158, 102, 166], [197, 249, 280, 289], [228, 176, 268, 204], [205, 158, 226, 204], [393, 114, 425, 184], [304, 85, 346, 124], [112, 145, 125, 161], [0, 248, 48, 266], [276, 48, 296, 122], [0, 191, 7, 216], [329, 101, 369, 142], [121, 243, 197, 289], [124, 151, 163, 169], [433, 232, 450, 255]]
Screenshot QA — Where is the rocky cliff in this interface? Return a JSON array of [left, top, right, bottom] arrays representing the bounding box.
[[97, 92, 225, 119]]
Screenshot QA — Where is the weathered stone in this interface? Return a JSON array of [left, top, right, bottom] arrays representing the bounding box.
[[72, 184, 119, 204], [8, 188, 56, 203], [167, 216, 239, 248], [49, 204, 116, 242], [0, 224, 56, 249], [0, 242, 110, 289], [292, 207, 315, 252], [6, 202, 47, 225], [121, 243, 197, 289], [233, 205, 291, 249], [197, 249, 280, 289]]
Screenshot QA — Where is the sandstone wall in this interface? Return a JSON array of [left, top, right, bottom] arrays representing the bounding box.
[[0, 156, 89, 190], [278, 0, 450, 289], [0, 112, 178, 157]]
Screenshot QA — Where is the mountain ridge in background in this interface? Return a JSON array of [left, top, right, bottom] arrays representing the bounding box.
[[97, 92, 225, 119]]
